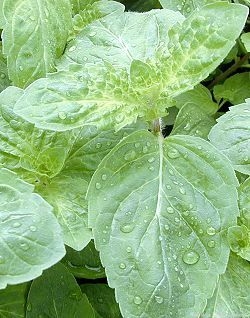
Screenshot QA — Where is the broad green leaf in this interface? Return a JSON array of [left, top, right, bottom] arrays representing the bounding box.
[[209, 99, 250, 175], [239, 177, 250, 227], [71, 1, 125, 38], [88, 130, 238, 318], [228, 225, 250, 261], [170, 103, 216, 139], [155, 3, 248, 99], [57, 8, 184, 72], [213, 72, 250, 104], [0, 2, 4, 28], [26, 263, 95, 318], [202, 253, 250, 317], [159, 0, 229, 15], [174, 84, 218, 115], [62, 241, 105, 278], [81, 284, 122, 318], [0, 282, 30, 317], [241, 32, 250, 51], [0, 168, 65, 289], [0, 44, 10, 92], [2, 0, 73, 87]]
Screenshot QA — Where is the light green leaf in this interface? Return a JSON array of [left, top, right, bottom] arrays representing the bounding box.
[[80, 284, 122, 318], [26, 263, 95, 318], [88, 130, 238, 318], [241, 32, 250, 51], [239, 177, 250, 227], [0, 168, 65, 289], [156, 3, 248, 99], [0, 282, 30, 317], [0, 44, 10, 93], [2, 0, 73, 87], [37, 171, 92, 251], [209, 99, 250, 175], [57, 8, 184, 72], [0, 2, 4, 28], [70, 0, 97, 14], [213, 72, 250, 104], [170, 103, 216, 139], [228, 225, 250, 261], [159, 0, 229, 16], [174, 84, 218, 115], [71, 1, 125, 38], [202, 253, 250, 318], [62, 241, 105, 279]]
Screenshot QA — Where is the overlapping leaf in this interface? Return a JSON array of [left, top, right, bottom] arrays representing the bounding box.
[[88, 130, 238, 318], [0, 44, 10, 93], [2, 0, 72, 87], [241, 32, 250, 51], [202, 253, 250, 317], [0, 168, 65, 289], [209, 99, 250, 175], [26, 263, 95, 318]]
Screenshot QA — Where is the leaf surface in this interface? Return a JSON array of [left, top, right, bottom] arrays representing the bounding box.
[[241, 32, 250, 51], [209, 99, 250, 175], [0, 45, 10, 93], [0, 168, 65, 289], [202, 253, 250, 317], [2, 0, 72, 87], [88, 130, 238, 318], [26, 263, 95, 318]]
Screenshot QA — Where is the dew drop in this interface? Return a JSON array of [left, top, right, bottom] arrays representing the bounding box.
[[207, 227, 216, 236], [179, 187, 186, 195], [174, 217, 180, 223], [183, 123, 191, 131], [68, 45, 76, 52], [101, 174, 107, 181], [29, 225, 37, 232], [124, 150, 136, 161], [126, 246, 132, 253], [120, 223, 135, 233], [20, 242, 29, 251], [169, 169, 174, 175], [182, 250, 200, 265], [164, 224, 170, 231], [0, 73, 6, 79], [134, 296, 142, 305], [89, 31, 97, 37], [148, 166, 155, 171], [26, 303, 32, 311], [167, 149, 180, 159], [58, 111, 67, 120], [95, 182, 101, 190], [183, 210, 189, 216], [83, 56, 88, 62], [155, 295, 164, 304], [167, 207, 174, 214], [134, 142, 140, 148], [19, 66, 24, 71], [148, 157, 155, 163], [119, 262, 126, 269], [142, 146, 148, 153], [13, 222, 21, 228], [208, 240, 216, 248], [166, 185, 172, 190], [95, 142, 102, 149]]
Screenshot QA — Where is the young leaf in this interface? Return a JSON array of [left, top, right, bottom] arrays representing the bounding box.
[[201, 253, 250, 317], [70, 0, 97, 14], [159, 0, 229, 16], [228, 225, 250, 261], [241, 32, 250, 51], [26, 263, 95, 318], [213, 72, 250, 104], [209, 99, 250, 175], [62, 241, 105, 279], [0, 168, 65, 289], [0, 283, 30, 317], [170, 103, 216, 139], [81, 284, 122, 318], [88, 130, 238, 318], [0, 44, 10, 93], [2, 0, 73, 87]]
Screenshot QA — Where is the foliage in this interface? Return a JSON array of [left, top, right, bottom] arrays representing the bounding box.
[[0, 0, 250, 317]]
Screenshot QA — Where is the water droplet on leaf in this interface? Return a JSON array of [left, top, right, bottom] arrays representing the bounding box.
[[124, 150, 136, 161], [95, 182, 101, 190], [167, 149, 180, 159], [167, 207, 174, 214], [68, 45, 76, 52], [182, 250, 200, 265], [207, 227, 216, 236], [120, 223, 135, 233], [13, 222, 21, 228], [29, 225, 37, 232], [208, 240, 216, 248], [155, 295, 164, 304], [134, 296, 142, 305], [119, 263, 126, 269], [58, 112, 67, 120]]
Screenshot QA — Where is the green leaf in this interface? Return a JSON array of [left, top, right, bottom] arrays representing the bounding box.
[[159, 0, 229, 16], [0, 168, 65, 289], [174, 84, 218, 115], [213, 72, 250, 104], [170, 103, 216, 139], [26, 263, 95, 318], [80, 284, 122, 318], [239, 177, 250, 227], [0, 282, 30, 317], [0, 44, 10, 93], [2, 0, 73, 87], [0, 2, 4, 28], [241, 32, 250, 51], [228, 225, 250, 261], [71, 1, 125, 38], [156, 3, 248, 99], [202, 253, 250, 317], [62, 241, 105, 279], [88, 130, 238, 318], [127, 0, 161, 12], [57, 8, 184, 72], [70, 0, 97, 14], [209, 99, 250, 175]]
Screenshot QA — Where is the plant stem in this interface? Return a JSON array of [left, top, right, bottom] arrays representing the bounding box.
[[208, 53, 250, 89]]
